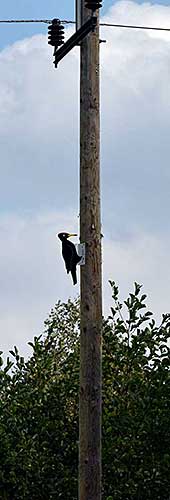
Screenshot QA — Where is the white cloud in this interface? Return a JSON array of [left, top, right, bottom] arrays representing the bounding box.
[[103, 232, 170, 320], [0, 2, 170, 358], [0, 210, 79, 359], [0, 29, 79, 212], [100, 3, 170, 236]]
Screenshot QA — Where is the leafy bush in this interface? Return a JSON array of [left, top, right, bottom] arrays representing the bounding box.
[[0, 285, 169, 499]]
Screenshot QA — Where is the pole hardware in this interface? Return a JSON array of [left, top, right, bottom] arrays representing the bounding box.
[[77, 243, 86, 265], [85, 0, 102, 11], [48, 19, 65, 57], [54, 16, 97, 67]]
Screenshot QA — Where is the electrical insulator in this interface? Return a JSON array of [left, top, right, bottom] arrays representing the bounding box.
[[48, 19, 65, 49], [85, 0, 102, 11]]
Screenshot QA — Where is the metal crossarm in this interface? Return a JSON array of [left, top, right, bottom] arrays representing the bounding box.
[[54, 16, 97, 67]]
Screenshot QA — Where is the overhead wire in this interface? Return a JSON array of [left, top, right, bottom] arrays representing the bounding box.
[[0, 19, 75, 24], [0, 18, 170, 32], [100, 22, 170, 31]]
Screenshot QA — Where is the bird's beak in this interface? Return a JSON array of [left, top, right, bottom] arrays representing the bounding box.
[[68, 233, 77, 238]]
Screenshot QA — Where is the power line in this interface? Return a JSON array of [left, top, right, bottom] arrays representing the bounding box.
[[100, 22, 170, 31], [0, 19, 50, 23], [0, 19, 73, 24], [0, 18, 170, 32]]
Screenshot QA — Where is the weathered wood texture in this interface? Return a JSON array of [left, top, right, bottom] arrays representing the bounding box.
[[79, 2, 102, 500]]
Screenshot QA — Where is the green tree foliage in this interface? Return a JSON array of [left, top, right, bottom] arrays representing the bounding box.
[[103, 282, 170, 500], [0, 285, 169, 499]]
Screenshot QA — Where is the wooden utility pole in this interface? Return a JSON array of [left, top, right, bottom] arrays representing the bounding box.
[[50, 5, 102, 497], [79, 2, 102, 499]]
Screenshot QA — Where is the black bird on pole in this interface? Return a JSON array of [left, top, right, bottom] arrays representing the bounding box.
[[58, 232, 81, 285]]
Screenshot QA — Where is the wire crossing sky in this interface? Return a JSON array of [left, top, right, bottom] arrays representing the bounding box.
[[1, 0, 170, 48], [1, 18, 170, 32]]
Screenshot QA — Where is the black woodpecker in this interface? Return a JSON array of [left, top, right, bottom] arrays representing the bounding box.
[[58, 232, 81, 285]]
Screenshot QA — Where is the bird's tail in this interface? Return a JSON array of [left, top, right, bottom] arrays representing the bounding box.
[[71, 268, 77, 285]]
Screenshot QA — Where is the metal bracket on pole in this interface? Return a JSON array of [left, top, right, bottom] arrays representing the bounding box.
[[54, 16, 97, 67], [77, 243, 86, 265], [76, 0, 82, 31]]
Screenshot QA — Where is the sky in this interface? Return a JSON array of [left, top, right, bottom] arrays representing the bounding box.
[[0, 0, 115, 49], [1, 0, 170, 360], [1, 0, 170, 48]]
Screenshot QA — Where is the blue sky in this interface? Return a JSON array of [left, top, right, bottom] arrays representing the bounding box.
[[1, 0, 170, 359], [1, 0, 170, 49], [0, 1, 113, 49]]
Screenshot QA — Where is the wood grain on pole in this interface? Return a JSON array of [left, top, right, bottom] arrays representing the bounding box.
[[79, 2, 102, 499]]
